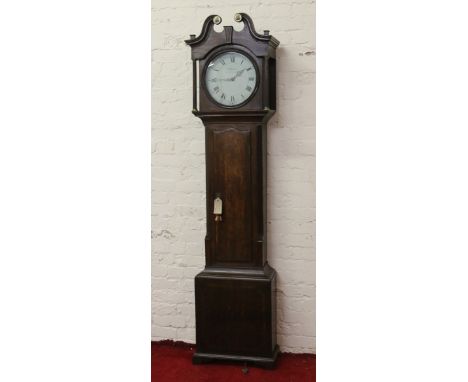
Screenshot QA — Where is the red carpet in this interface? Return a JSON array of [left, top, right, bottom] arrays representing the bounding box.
[[152, 341, 316, 382]]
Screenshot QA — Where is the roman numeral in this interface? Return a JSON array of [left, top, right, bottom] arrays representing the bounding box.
[[241, 59, 244, 65], [210, 78, 217, 82], [249, 77, 254, 81], [221, 93, 226, 99], [220, 59, 225, 65], [241, 94, 245, 98], [231, 95, 235, 103], [246, 67, 252, 71], [246, 86, 252, 92], [213, 86, 219, 93], [230, 55, 235, 63]]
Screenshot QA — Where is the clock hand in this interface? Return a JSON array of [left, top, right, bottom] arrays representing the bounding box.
[[228, 69, 246, 81], [236, 69, 246, 77], [213, 77, 236, 82]]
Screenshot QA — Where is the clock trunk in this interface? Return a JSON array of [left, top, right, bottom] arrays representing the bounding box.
[[205, 122, 266, 268]]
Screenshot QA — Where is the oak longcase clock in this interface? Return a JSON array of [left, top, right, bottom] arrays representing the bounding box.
[[185, 13, 280, 368]]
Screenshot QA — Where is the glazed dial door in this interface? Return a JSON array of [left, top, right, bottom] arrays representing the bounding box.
[[204, 51, 258, 107]]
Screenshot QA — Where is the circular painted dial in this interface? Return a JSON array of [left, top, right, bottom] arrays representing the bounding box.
[[204, 51, 257, 107]]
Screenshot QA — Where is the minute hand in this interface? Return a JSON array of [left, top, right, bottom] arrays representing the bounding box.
[[229, 69, 246, 81]]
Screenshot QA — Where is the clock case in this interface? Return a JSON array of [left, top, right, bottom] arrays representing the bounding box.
[[185, 13, 280, 368]]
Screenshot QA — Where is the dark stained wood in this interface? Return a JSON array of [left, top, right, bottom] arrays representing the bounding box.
[[204, 120, 270, 268], [211, 126, 252, 264], [185, 12, 278, 114], [186, 13, 280, 368], [195, 273, 275, 357], [193, 263, 279, 369]]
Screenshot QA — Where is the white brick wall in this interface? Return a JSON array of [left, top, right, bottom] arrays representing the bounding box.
[[152, 0, 315, 353]]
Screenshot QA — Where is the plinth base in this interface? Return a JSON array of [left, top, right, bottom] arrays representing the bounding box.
[[193, 345, 279, 369], [193, 264, 278, 369]]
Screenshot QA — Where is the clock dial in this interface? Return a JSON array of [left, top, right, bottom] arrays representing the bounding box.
[[204, 51, 257, 107]]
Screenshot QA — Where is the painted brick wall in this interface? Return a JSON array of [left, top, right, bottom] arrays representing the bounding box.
[[152, 0, 315, 353]]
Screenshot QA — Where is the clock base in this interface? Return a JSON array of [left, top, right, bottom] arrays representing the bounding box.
[[192, 345, 279, 369], [193, 264, 278, 369]]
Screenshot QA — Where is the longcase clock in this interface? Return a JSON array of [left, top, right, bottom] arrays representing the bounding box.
[[185, 13, 280, 368]]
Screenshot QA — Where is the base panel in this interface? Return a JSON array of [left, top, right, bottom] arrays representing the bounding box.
[[192, 345, 279, 369], [194, 266, 277, 363]]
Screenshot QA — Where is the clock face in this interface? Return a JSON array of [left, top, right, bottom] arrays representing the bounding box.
[[204, 51, 258, 107]]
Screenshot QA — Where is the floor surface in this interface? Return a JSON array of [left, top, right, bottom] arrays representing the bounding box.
[[151, 341, 316, 382]]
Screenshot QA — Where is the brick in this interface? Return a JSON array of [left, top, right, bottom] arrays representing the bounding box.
[[277, 334, 315, 353], [151, 263, 168, 278], [152, 277, 179, 291], [152, 302, 177, 316], [151, 325, 177, 339], [153, 314, 187, 328], [176, 328, 196, 343]]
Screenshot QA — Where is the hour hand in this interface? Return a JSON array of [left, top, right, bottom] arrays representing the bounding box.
[[210, 78, 231, 82]]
